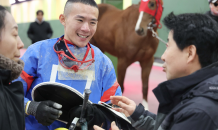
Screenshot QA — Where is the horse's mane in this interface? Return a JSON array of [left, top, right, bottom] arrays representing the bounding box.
[[137, 0, 163, 6]]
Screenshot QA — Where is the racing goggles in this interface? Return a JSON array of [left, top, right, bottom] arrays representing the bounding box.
[[54, 38, 95, 72]]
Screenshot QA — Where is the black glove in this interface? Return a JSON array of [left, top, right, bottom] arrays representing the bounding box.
[[27, 100, 62, 126], [66, 104, 107, 130]]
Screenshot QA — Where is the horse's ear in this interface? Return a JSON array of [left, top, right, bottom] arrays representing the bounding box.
[[138, 1, 141, 5], [160, 0, 163, 5]]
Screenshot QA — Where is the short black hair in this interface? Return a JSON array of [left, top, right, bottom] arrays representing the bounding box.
[[0, 5, 7, 39], [208, 0, 217, 3], [36, 10, 44, 15], [163, 12, 218, 67], [64, 0, 98, 16]]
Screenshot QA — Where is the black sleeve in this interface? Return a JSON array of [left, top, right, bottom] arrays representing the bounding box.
[[27, 23, 34, 40], [46, 23, 53, 39], [127, 104, 157, 130], [171, 109, 217, 130], [130, 103, 156, 121]]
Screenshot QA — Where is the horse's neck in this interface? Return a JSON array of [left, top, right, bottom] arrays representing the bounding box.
[[122, 5, 140, 23]]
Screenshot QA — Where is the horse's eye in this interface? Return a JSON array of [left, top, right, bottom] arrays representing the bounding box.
[[150, 2, 155, 7]]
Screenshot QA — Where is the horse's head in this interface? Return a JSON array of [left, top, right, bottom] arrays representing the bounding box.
[[135, 0, 163, 36]]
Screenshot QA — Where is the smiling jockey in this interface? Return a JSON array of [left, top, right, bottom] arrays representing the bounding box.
[[14, 0, 122, 130]]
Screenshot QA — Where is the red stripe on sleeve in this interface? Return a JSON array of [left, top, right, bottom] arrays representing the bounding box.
[[100, 81, 120, 102], [20, 70, 34, 92]]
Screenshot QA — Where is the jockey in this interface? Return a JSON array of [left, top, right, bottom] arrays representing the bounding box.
[[14, 0, 122, 130]]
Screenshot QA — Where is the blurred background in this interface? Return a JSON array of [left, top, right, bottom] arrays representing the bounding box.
[[0, 0, 210, 113]]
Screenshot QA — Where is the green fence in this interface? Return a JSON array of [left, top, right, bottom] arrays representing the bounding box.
[[101, 0, 123, 10]]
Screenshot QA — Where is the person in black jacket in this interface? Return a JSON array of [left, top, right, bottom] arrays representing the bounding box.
[[94, 12, 218, 130], [206, 0, 218, 22], [0, 5, 25, 130], [27, 10, 53, 44]]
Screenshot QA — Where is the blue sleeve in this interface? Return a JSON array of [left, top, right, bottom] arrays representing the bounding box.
[[14, 44, 39, 106], [101, 55, 122, 103], [114, 87, 122, 96]]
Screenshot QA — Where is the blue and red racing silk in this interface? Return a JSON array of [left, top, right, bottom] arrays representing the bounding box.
[[14, 36, 122, 130]]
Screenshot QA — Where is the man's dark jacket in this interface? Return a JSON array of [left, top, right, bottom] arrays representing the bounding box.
[[206, 11, 218, 23], [27, 21, 53, 44], [0, 69, 25, 130], [128, 62, 218, 130]]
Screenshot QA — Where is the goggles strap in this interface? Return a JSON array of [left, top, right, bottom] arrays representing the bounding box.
[[54, 36, 95, 72]]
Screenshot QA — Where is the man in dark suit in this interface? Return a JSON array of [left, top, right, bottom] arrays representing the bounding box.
[[27, 10, 53, 44]]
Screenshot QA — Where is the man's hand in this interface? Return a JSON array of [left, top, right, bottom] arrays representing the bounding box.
[[110, 96, 136, 117], [93, 121, 119, 130], [27, 100, 62, 126]]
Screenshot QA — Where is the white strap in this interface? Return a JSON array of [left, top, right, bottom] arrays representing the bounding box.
[[72, 117, 79, 124], [50, 65, 58, 82], [25, 101, 31, 115], [83, 72, 94, 95], [85, 79, 92, 90], [68, 117, 79, 130], [85, 71, 94, 90]]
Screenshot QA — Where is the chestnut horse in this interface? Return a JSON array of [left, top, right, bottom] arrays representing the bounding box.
[[90, 0, 163, 109]]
